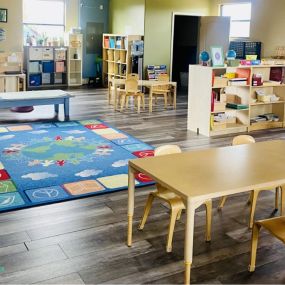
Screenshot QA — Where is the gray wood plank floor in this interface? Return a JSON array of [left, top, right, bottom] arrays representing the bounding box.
[[0, 88, 285, 284]]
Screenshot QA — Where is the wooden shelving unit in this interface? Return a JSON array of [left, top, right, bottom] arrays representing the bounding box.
[[68, 33, 83, 86], [188, 64, 285, 137], [24, 46, 68, 90], [102, 33, 143, 87]]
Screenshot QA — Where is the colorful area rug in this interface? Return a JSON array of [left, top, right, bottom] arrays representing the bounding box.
[[0, 120, 154, 212]]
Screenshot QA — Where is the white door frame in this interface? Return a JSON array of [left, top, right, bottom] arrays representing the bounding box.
[[170, 12, 203, 81]]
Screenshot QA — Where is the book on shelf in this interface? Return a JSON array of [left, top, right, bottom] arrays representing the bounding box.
[[109, 38, 115, 49], [104, 38, 109, 48], [228, 78, 248, 86], [115, 37, 121, 49]]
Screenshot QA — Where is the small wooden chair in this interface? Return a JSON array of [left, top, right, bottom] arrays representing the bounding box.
[[127, 73, 139, 80], [218, 135, 282, 228], [151, 74, 172, 110], [118, 78, 145, 114], [249, 216, 285, 272], [138, 145, 212, 252]]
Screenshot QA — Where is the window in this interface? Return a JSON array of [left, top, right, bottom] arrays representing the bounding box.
[[221, 3, 252, 38], [23, 0, 65, 45]]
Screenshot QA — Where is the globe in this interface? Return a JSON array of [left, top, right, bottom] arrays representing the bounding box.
[[200, 51, 210, 62], [227, 49, 237, 59]]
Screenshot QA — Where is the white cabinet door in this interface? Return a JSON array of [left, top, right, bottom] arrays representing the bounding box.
[[5, 77, 18, 92], [199, 16, 231, 54]]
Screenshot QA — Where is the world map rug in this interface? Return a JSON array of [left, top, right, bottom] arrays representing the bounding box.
[[0, 119, 155, 212]]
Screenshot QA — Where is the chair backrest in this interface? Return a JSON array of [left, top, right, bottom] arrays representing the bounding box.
[[125, 78, 139, 93], [154, 74, 170, 91], [127, 73, 139, 80], [232, 135, 255, 146], [154, 145, 182, 156]]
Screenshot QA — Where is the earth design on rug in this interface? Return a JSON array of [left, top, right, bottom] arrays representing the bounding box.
[[0, 120, 154, 212]]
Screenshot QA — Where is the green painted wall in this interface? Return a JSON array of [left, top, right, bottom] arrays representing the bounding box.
[[144, 0, 211, 71], [109, 0, 145, 35]]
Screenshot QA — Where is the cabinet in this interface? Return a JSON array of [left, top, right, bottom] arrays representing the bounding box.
[[102, 33, 143, 87], [188, 64, 285, 137], [67, 33, 83, 86], [24, 46, 68, 90]]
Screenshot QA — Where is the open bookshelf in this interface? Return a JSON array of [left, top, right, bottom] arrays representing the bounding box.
[[188, 64, 285, 137], [102, 33, 143, 87], [68, 33, 83, 86]]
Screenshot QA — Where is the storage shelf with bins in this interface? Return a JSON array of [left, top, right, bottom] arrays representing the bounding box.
[[68, 33, 83, 86], [24, 46, 68, 90], [102, 33, 143, 87], [188, 64, 285, 137]]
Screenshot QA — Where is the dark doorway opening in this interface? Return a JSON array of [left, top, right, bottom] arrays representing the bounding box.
[[171, 15, 199, 92]]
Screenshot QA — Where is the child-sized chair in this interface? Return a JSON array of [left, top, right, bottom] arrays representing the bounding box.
[[218, 135, 282, 228], [138, 145, 212, 252], [249, 216, 285, 272], [119, 77, 145, 114]]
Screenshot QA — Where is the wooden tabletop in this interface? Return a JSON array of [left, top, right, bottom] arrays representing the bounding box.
[[111, 78, 177, 86], [0, 90, 71, 100], [129, 140, 285, 201]]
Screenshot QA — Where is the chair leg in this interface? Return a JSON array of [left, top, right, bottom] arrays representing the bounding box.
[[176, 209, 183, 221], [164, 94, 168, 109], [120, 95, 126, 112], [205, 199, 212, 242], [247, 191, 254, 205], [166, 206, 180, 252], [275, 187, 280, 212], [218, 196, 227, 210], [138, 193, 155, 230], [248, 223, 261, 272], [137, 96, 141, 114], [281, 186, 285, 215], [249, 190, 260, 229], [142, 95, 145, 110]]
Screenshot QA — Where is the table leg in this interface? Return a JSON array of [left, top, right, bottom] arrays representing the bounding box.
[[173, 84, 177, 109], [184, 199, 195, 285], [149, 86, 153, 113], [54, 104, 59, 115], [64, 99, 70, 121], [127, 166, 136, 247], [114, 83, 119, 111]]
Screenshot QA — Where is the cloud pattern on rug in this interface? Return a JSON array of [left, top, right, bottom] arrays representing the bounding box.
[[112, 159, 129, 168], [0, 135, 15, 141], [22, 172, 58, 181], [75, 169, 103, 178]]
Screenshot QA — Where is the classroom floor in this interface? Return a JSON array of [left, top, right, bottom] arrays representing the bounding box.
[[0, 87, 285, 284]]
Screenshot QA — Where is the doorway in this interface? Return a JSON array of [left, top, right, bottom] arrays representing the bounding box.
[[171, 15, 200, 92]]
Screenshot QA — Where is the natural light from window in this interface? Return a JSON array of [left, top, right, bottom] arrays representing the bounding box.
[[221, 3, 252, 38], [23, 0, 65, 45]]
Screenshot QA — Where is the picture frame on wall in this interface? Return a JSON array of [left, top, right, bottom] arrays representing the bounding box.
[[210, 46, 224, 67], [0, 9, 7, 23]]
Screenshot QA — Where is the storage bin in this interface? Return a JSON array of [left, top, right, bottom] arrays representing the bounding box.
[[42, 61, 54, 73], [54, 49, 66, 61], [213, 77, 228, 88], [214, 102, 226, 112], [55, 61, 65, 73], [212, 121, 227, 131], [42, 73, 51, 84], [54, 73, 63, 84], [29, 62, 41, 73], [29, 74, 41, 86], [42, 48, 54, 60], [29, 48, 43, 61], [107, 50, 114, 61]]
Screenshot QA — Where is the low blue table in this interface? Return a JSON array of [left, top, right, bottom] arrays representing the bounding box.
[[0, 90, 72, 121]]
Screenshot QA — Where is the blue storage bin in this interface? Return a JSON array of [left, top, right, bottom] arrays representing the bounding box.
[[29, 74, 41, 86], [42, 61, 54, 73]]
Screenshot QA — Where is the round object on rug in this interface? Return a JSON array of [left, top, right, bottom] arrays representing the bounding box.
[[10, 107, 34, 113]]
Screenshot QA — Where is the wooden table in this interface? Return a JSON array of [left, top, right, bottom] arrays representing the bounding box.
[[127, 140, 285, 284], [109, 78, 177, 113], [0, 90, 72, 120]]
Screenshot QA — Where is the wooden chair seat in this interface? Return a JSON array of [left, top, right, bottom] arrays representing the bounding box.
[[256, 216, 285, 242], [249, 216, 285, 272]]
